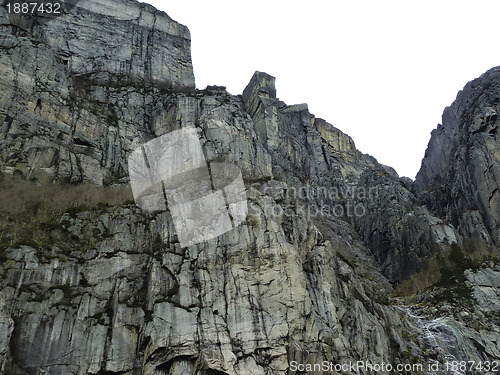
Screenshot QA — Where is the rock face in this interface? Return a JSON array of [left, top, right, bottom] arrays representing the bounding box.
[[0, 1, 499, 374], [466, 265, 500, 312], [415, 67, 500, 245], [0, 0, 194, 185]]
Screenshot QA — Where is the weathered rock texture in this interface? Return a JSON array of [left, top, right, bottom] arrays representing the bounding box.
[[415, 67, 500, 245], [0, 1, 499, 374], [0, 0, 194, 185]]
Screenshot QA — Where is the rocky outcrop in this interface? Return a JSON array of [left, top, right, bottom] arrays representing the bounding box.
[[0, 198, 414, 374], [0, 1, 500, 374], [0, 0, 194, 185], [415, 67, 500, 245], [0, 0, 456, 283], [400, 303, 500, 371], [466, 265, 500, 312], [240, 71, 457, 283]]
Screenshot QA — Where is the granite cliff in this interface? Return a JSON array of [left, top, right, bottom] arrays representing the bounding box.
[[0, 1, 499, 374], [415, 67, 500, 246]]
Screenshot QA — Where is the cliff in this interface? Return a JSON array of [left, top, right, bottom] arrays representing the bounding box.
[[0, 1, 499, 374], [415, 67, 500, 246]]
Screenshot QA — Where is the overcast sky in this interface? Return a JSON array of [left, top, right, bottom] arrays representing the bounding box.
[[145, 0, 500, 179]]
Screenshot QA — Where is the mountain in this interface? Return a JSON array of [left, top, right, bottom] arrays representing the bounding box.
[[415, 67, 500, 246], [0, 1, 499, 374]]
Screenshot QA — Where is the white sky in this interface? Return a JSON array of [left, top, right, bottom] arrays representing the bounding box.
[[145, 0, 500, 179]]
